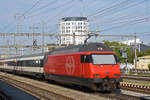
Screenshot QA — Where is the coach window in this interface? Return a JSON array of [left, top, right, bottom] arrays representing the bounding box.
[[81, 55, 91, 63], [35, 60, 40, 67], [27, 60, 33, 67], [40, 60, 43, 67]]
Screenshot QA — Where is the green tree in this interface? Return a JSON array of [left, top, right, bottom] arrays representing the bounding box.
[[148, 64, 150, 71], [103, 40, 128, 63], [146, 49, 150, 55], [103, 41, 150, 64]]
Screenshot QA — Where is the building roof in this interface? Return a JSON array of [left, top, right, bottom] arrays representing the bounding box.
[[138, 55, 150, 59], [61, 17, 87, 21]]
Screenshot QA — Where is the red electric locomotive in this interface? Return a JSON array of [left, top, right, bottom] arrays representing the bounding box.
[[44, 43, 122, 91]]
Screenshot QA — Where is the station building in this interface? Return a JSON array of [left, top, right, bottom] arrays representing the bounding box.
[[136, 55, 150, 70], [59, 17, 89, 45]]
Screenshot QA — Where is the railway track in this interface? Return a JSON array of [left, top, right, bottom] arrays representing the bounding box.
[[0, 72, 106, 100], [121, 83, 150, 94], [121, 75, 150, 94], [0, 75, 71, 100], [94, 92, 141, 100], [0, 72, 146, 100], [122, 76, 150, 81]]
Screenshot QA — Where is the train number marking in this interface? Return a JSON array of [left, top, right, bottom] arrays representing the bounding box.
[[65, 56, 75, 75]]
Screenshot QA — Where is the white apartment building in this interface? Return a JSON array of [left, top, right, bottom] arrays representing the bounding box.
[[59, 17, 89, 45]]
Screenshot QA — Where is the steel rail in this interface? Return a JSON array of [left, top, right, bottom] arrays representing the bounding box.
[[0, 72, 144, 100], [0, 72, 105, 100], [122, 76, 150, 81], [120, 82, 150, 94], [95, 92, 141, 100], [0, 75, 74, 100]]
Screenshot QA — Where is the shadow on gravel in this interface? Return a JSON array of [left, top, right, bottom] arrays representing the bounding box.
[[9, 74, 122, 95], [140, 96, 150, 100], [0, 91, 9, 100], [46, 79, 122, 95]]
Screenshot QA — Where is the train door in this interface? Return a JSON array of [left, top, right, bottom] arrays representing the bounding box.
[[39, 59, 44, 73], [14, 59, 17, 74], [80, 55, 85, 77], [80, 55, 92, 78]]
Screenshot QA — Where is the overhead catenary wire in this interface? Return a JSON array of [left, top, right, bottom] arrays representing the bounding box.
[[45, 0, 121, 33], [89, 0, 132, 23], [90, 14, 142, 27], [1, 0, 150, 55], [84, 0, 120, 16], [90, 0, 146, 23], [45, 0, 76, 33], [35, 0, 75, 26], [99, 16, 150, 32], [26, 0, 74, 21], [26, 0, 58, 15], [98, 16, 147, 27], [89, 0, 148, 32], [95, 0, 145, 18], [23, 0, 42, 16], [88, 0, 131, 18], [1, 1, 150, 36], [1, 0, 42, 32]]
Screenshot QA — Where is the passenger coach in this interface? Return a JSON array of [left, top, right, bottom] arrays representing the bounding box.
[[0, 53, 44, 77]]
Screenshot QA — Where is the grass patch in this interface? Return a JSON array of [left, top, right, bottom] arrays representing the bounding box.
[[126, 73, 150, 77]]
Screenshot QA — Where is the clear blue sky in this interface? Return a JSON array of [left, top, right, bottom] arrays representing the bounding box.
[[0, 0, 150, 44]]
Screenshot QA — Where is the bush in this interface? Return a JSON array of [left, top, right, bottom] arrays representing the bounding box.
[[148, 64, 150, 71]]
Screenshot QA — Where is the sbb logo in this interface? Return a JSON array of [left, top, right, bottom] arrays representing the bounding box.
[[65, 56, 75, 75]]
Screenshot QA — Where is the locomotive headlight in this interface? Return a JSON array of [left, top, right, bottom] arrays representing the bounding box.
[[93, 74, 100, 78], [114, 74, 119, 76]]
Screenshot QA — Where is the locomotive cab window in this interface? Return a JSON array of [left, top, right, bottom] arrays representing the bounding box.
[[81, 55, 91, 63], [91, 54, 117, 65]]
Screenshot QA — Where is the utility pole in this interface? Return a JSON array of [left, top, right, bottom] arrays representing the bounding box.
[[30, 24, 38, 54], [42, 21, 45, 53], [15, 13, 24, 34], [13, 33, 17, 55], [73, 33, 75, 45], [59, 35, 61, 46], [58, 24, 61, 46], [32, 24, 35, 53], [21, 48, 24, 55], [134, 33, 137, 69], [6, 39, 10, 57], [73, 26, 78, 45], [97, 25, 100, 43], [14, 13, 25, 56]]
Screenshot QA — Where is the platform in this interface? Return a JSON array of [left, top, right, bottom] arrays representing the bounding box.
[[0, 80, 39, 100]]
